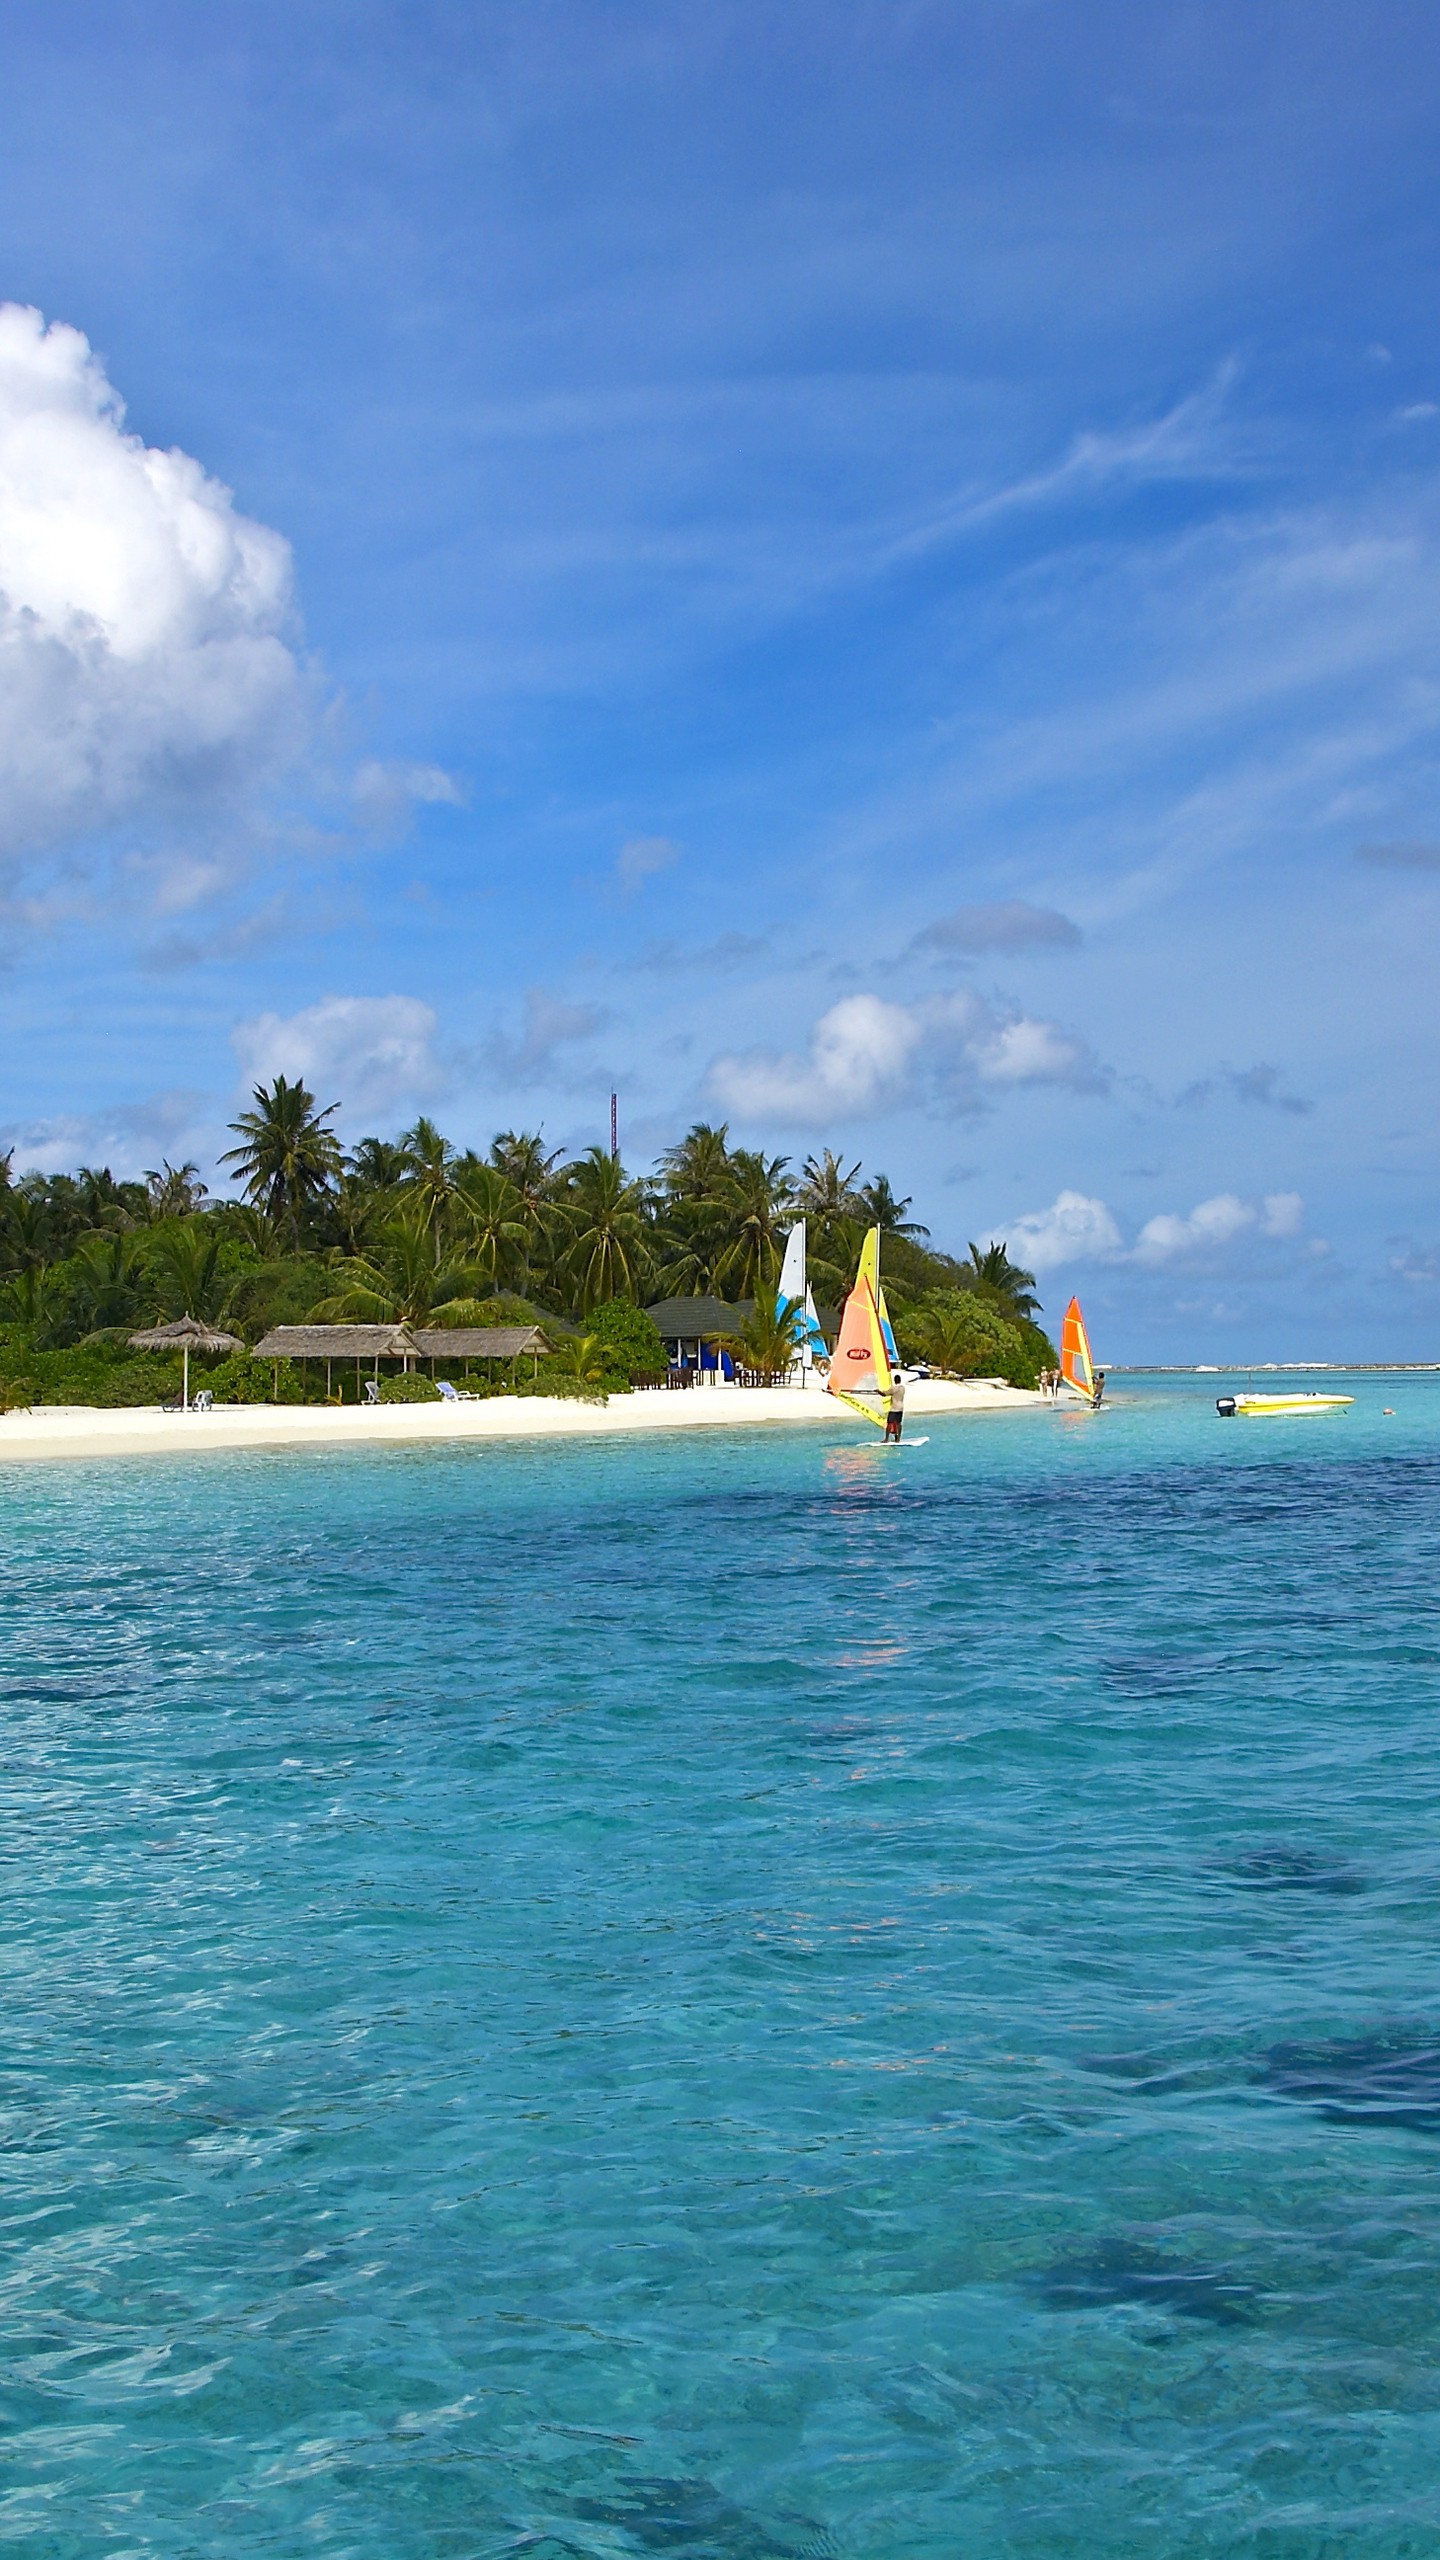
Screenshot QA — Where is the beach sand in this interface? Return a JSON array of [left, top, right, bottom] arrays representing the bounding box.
[[0, 1376, 1040, 1464]]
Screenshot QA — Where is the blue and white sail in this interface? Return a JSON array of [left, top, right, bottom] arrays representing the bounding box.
[[777, 1221, 829, 1379]]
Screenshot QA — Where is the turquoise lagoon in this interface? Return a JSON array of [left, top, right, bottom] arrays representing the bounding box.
[[5, 1375, 1440, 2556]]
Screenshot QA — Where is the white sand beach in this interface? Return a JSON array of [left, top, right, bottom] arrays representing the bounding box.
[[0, 1376, 1040, 1464]]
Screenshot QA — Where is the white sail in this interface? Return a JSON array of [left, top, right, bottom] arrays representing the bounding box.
[[778, 1222, 827, 1381]]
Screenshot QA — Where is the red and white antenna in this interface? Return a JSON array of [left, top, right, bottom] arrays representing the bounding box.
[[610, 1090, 619, 1162]]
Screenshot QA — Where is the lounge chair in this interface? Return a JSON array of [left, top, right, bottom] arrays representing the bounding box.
[[436, 1378, 481, 1404], [193, 1389, 214, 1414], [363, 1380, 380, 1404]]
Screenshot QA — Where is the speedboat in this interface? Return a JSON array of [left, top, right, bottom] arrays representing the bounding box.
[[1216, 1391, 1353, 1417]]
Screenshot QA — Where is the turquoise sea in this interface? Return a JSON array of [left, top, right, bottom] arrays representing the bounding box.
[[5, 1373, 1440, 2558]]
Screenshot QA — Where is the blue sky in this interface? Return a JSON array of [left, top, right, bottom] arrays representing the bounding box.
[[2, 0, 1440, 1356]]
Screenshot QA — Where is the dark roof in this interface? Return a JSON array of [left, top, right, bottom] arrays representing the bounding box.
[[645, 1296, 751, 1338], [410, 1326, 550, 1358], [253, 1324, 417, 1358], [129, 1316, 242, 1352]]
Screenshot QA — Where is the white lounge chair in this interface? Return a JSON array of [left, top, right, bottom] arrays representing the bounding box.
[[436, 1378, 481, 1404], [193, 1389, 214, 1414]]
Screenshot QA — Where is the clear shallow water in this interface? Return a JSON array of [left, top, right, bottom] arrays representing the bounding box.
[[4, 1377, 1440, 2557]]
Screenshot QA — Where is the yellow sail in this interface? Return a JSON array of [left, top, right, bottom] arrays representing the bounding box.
[[826, 1227, 894, 1427]]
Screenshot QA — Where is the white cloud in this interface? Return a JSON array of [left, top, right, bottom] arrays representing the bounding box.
[[0, 303, 310, 864], [1136, 1189, 1308, 1264], [709, 987, 1104, 1123], [992, 1187, 1313, 1275], [1134, 1193, 1255, 1264], [231, 995, 441, 1121], [975, 1015, 1099, 1087], [1001, 1190, 1125, 1272], [0, 1090, 201, 1179]]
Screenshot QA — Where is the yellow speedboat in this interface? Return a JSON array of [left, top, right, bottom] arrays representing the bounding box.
[[1216, 1392, 1353, 1417]]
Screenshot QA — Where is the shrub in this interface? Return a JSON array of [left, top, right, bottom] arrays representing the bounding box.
[[895, 1290, 1036, 1385], [587, 1297, 667, 1385], [378, 1372, 441, 1403]]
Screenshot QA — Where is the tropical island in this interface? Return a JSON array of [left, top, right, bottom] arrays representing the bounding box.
[[0, 1074, 1054, 1414]]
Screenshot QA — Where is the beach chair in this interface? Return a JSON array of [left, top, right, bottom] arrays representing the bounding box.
[[436, 1378, 480, 1404], [363, 1380, 380, 1404], [193, 1390, 214, 1414]]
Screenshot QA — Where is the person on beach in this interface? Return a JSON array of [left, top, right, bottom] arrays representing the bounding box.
[[885, 1368, 906, 1442]]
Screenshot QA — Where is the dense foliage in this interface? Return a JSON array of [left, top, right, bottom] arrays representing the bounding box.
[[0, 1085, 1054, 1404]]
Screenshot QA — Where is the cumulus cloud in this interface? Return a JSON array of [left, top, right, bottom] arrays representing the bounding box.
[[231, 995, 441, 1120], [1001, 1190, 1125, 1272], [912, 900, 1081, 955], [991, 1188, 1311, 1274], [708, 987, 1106, 1123], [0, 303, 311, 867], [1135, 1191, 1306, 1264]]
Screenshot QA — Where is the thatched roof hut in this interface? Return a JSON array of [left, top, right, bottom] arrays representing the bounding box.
[[252, 1325, 418, 1360], [409, 1326, 550, 1360], [128, 1315, 243, 1409]]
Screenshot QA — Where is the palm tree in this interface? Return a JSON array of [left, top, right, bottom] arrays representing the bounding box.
[[489, 1131, 564, 1212], [965, 1241, 1041, 1320], [859, 1174, 929, 1241], [147, 1220, 229, 1322], [399, 1116, 458, 1235], [452, 1163, 530, 1291], [313, 1211, 492, 1328], [795, 1149, 865, 1274], [558, 1148, 654, 1313], [797, 1150, 863, 1223], [720, 1284, 806, 1382], [0, 1188, 52, 1274], [712, 1149, 795, 1297], [347, 1137, 411, 1190], [70, 1231, 146, 1332], [144, 1162, 209, 1220], [222, 1077, 343, 1243], [0, 1261, 61, 1340], [659, 1122, 734, 1204]]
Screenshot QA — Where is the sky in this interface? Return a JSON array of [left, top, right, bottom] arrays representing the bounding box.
[[1, 0, 1440, 1358]]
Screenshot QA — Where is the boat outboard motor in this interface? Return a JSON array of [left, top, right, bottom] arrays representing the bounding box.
[[1215, 1395, 1237, 1417]]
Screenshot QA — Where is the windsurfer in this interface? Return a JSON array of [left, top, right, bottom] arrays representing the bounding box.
[[884, 1370, 906, 1442], [1093, 1370, 1106, 1407]]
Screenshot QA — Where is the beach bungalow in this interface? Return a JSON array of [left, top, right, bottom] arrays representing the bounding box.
[[253, 1322, 419, 1399], [644, 1296, 748, 1383]]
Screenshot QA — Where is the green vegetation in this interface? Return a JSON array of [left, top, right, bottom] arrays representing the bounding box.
[[0, 1086, 1055, 1407]]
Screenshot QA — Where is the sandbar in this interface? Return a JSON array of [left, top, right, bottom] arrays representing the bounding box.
[[0, 1376, 1040, 1464]]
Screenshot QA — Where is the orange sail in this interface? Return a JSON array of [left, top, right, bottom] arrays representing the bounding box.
[[826, 1227, 893, 1427], [1059, 1295, 1099, 1405]]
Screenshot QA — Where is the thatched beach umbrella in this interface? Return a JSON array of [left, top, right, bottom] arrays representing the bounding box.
[[128, 1316, 242, 1410]]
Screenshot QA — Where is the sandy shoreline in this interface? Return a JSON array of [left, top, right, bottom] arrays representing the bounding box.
[[0, 1376, 1040, 1465]]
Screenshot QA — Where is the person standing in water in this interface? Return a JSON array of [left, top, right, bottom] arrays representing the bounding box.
[[885, 1367, 906, 1442]]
